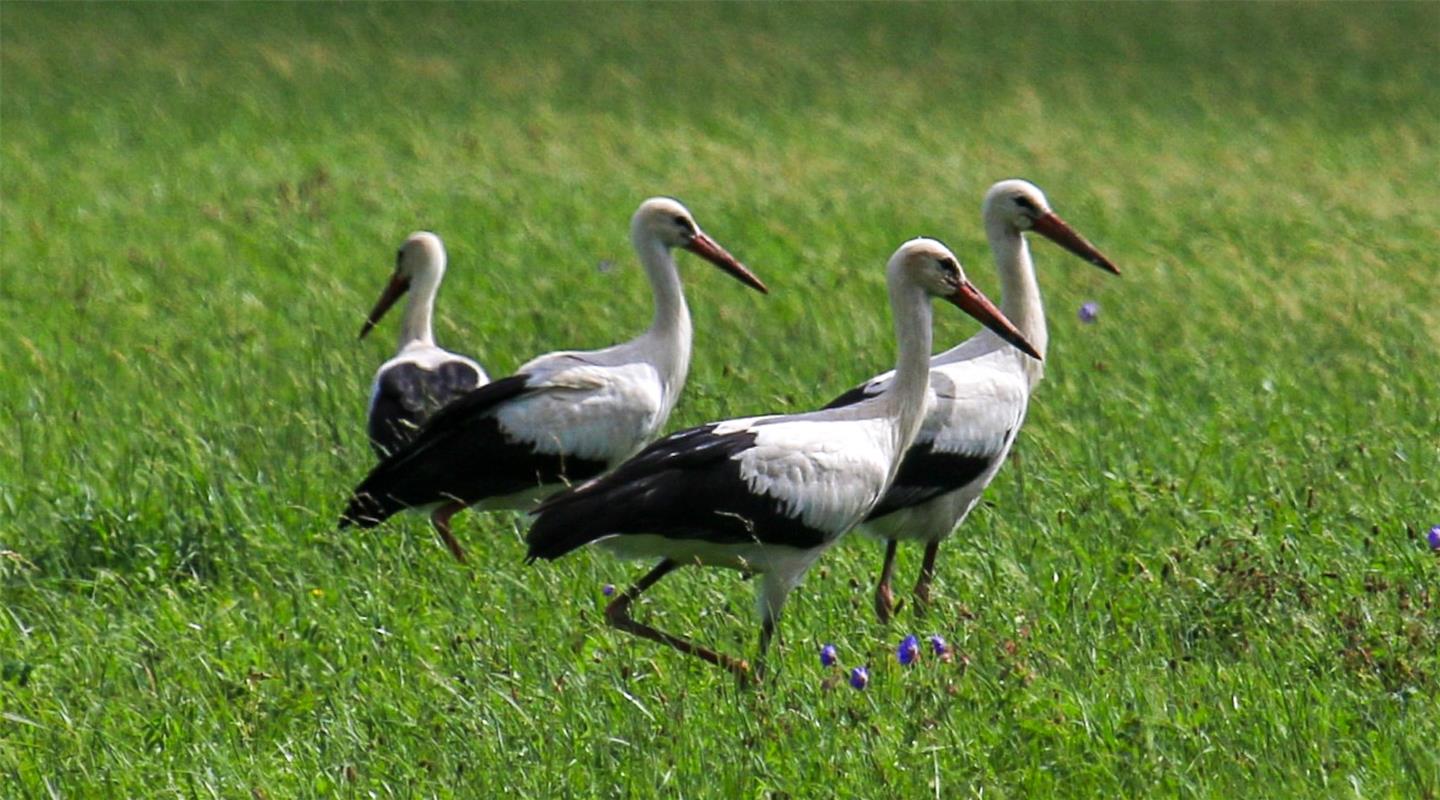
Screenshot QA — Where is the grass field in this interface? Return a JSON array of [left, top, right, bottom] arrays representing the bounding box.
[[3, 3, 1439, 796]]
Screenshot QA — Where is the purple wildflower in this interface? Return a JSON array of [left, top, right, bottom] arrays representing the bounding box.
[[601, 584, 615, 597], [1428, 526, 1440, 552], [1078, 301, 1099, 324], [930, 635, 949, 657], [849, 665, 869, 690], [820, 643, 838, 667], [897, 634, 920, 666]]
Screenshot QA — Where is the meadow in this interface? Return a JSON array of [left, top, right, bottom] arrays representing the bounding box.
[[2, 3, 1439, 796]]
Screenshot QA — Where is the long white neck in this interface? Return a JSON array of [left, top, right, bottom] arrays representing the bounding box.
[[633, 231, 693, 396], [986, 215, 1048, 381], [882, 274, 936, 456], [396, 264, 442, 350]]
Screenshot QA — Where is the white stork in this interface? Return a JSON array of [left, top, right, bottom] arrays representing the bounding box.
[[525, 238, 1041, 679], [339, 198, 768, 562], [360, 232, 490, 458], [823, 180, 1120, 621]]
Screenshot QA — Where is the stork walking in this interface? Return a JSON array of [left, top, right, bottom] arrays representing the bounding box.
[[824, 180, 1120, 622], [361, 232, 489, 458], [339, 198, 768, 562], [526, 238, 1040, 679]]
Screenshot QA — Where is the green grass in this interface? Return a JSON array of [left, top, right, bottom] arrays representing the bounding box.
[[3, 2, 1439, 796]]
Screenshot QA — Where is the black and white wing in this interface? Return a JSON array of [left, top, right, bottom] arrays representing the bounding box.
[[526, 413, 895, 561], [866, 361, 1028, 521], [367, 360, 487, 457]]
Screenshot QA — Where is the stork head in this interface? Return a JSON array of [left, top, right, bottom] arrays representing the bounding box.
[[983, 179, 1120, 275], [631, 197, 768, 293], [891, 238, 1041, 360], [359, 231, 445, 339]]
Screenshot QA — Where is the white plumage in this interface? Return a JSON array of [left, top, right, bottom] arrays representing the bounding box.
[[527, 237, 1042, 678], [340, 198, 767, 563], [360, 232, 488, 458], [827, 180, 1120, 620]]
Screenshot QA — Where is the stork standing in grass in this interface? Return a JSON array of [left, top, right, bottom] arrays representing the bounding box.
[[340, 198, 768, 563], [526, 238, 1040, 679], [361, 232, 489, 458], [824, 180, 1120, 621]]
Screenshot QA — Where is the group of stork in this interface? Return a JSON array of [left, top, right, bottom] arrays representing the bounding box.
[[337, 179, 1119, 680]]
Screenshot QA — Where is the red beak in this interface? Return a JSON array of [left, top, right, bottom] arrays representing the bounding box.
[[1030, 212, 1121, 275], [359, 272, 411, 339], [947, 280, 1042, 360], [684, 232, 769, 294]]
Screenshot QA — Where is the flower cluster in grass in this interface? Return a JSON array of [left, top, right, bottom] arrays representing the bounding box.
[[1428, 525, 1440, 552], [818, 633, 957, 690]]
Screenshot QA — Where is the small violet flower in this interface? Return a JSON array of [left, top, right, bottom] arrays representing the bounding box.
[[930, 635, 949, 657], [897, 634, 920, 666], [1078, 301, 1100, 324], [601, 584, 615, 597], [849, 665, 869, 690], [820, 643, 838, 667], [1428, 526, 1440, 552]]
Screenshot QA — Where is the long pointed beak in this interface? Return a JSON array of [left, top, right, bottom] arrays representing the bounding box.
[[685, 232, 769, 294], [947, 280, 1042, 360], [359, 273, 411, 339], [1030, 212, 1121, 275]]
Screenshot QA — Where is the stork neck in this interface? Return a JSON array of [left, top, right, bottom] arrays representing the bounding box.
[[634, 234, 693, 394], [635, 235, 692, 340], [396, 266, 441, 349], [883, 278, 935, 452], [987, 218, 1049, 361]]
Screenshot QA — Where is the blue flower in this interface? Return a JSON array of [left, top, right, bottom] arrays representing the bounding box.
[[1078, 301, 1099, 324], [820, 643, 838, 667], [1428, 526, 1440, 552], [849, 665, 869, 690], [897, 634, 919, 666], [602, 584, 616, 597], [930, 635, 949, 657]]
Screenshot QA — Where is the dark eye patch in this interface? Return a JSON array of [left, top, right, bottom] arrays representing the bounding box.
[[1014, 195, 1039, 212], [395, 248, 405, 266], [672, 214, 695, 232]]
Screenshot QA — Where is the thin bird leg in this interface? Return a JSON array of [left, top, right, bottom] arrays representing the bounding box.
[[874, 539, 899, 623], [430, 501, 468, 563], [606, 559, 752, 679], [912, 540, 941, 614], [754, 616, 777, 682]]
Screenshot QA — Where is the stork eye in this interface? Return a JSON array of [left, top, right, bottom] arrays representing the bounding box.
[[395, 248, 404, 265], [1014, 196, 1038, 212]]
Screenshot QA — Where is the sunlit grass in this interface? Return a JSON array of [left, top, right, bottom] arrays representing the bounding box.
[[2, 3, 1438, 796]]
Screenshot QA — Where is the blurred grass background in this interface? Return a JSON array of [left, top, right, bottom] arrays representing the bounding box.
[[2, 3, 1438, 796]]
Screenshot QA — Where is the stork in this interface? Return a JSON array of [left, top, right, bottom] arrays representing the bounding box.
[[339, 198, 768, 562], [525, 238, 1040, 679], [824, 180, 1120, 622], [360, 232, 489, 458]]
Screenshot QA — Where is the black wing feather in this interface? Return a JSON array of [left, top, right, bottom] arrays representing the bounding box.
[[821, 381, 879, 410], [865, 442, 995, 521], [526, 423, 829, 561], [367, 360, 485, 457], [341, 373, 607, 528]]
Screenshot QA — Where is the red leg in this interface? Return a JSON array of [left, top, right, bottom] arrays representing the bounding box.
[[913, 540, 941, 614], [430, 501, 468, 563], [874, 539, 899, 623], [606, 560, 752, 680]]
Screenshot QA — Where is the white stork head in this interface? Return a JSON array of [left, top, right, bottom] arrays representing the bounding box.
[[891, 238, 1041, 360], [631, 197, 769, 293], [359, 232, 447, 339], [983, 180, 1120, 275]]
